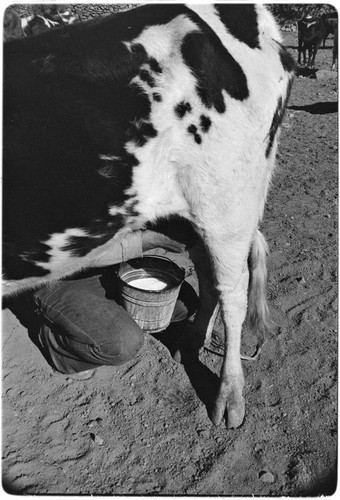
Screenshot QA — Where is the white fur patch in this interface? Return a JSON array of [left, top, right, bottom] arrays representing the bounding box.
[[108, 205, 127, 217], [124, 15, 199, 62], [121, 5, 292, 233], [3, 228, 135, 295], [35, 228, 89, 270], [99, 154, 121, 161], [121, 15, 205, 224]]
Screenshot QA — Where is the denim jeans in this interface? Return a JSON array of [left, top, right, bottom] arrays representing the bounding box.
[[33, 268, 196, 374]]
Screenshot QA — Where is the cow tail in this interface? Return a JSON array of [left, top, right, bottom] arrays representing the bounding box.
[[246, 229, 272, 346]]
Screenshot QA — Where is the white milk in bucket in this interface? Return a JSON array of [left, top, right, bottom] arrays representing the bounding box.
[[118, 256, 185, 333], [128, 276, 168, 291]]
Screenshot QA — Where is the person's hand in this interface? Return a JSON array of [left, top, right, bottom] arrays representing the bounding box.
[[141, 230, 186, 254]]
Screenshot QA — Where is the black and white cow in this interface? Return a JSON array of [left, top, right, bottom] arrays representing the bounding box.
[[298, 12, 337, 68], [322, 12, 338, 47], [3, 4, 295, 428], [22, 4, 80, 37], [297, 15, 317, 66]]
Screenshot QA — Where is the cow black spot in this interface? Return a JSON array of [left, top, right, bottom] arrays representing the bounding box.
[[188, 124, 197, 134], [174, 101, 192, 118], [124, 152, 140, 169], [147, 215, 198, 247], [187, 124, 202, 144], [127, 121, 157, 147], [21, 242, 52, 263], [131, 131, 147, 147], [139, 69, 156, 88], [139, 122, 157, 138], [181, 31, 248, 112], [63, 234, 114, 257], [266, 96, 283, 158], [153, 92, 162, 102], [200, 114, 212, 133], [62, 216, 125, 257], [126, 42, 147, 60], [125, 200, 140, 218], [215, 4, 260, 49], [149, 57, 163, 74], [266, 77, 293, 158], [2, 254, 50, 280], [279, 45, 296, 73]]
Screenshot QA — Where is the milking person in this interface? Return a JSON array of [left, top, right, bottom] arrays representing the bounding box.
[[30, 222, 198, 380]]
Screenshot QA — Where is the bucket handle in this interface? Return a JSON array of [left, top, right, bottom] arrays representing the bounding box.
[[144, 254, 187, 279], [117, 254, 186, 280]]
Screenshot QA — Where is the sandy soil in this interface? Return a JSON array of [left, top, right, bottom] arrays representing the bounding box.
[[2, 31, 338, 496]]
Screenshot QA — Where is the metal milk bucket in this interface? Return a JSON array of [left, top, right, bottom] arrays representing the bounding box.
[[118, 255, 185, 333]]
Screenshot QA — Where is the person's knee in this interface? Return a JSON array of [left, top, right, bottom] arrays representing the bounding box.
[[94, 318, 144, 365]]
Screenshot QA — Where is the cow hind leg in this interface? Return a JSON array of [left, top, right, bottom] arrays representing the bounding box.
[[188, 237, 219, 350], [216, 248, 249, 428], [178, 160, 267, 428], [200, 234, 252, 428], [303, 46, 307, 66], [172, 237, 219, 365]]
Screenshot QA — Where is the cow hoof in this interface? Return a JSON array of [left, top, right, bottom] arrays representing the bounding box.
[[211, 402, 225, 426], [226, 396, 245, 429], [211, 397, 245, 428]]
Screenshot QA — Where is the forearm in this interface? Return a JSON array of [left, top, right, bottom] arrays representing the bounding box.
[[91, 231, 143, 268], [91, 227, 186, 268]]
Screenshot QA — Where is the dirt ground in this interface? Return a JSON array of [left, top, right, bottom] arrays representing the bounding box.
[[2, 30, 338, 496]]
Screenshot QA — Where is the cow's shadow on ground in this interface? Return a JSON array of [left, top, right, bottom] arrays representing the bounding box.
[[152, 280, 221, 422], [153, 321, 221, 422], [104, 271, 223, 422], [295, 66, 318, 78], [288, 101, 338, 114]]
